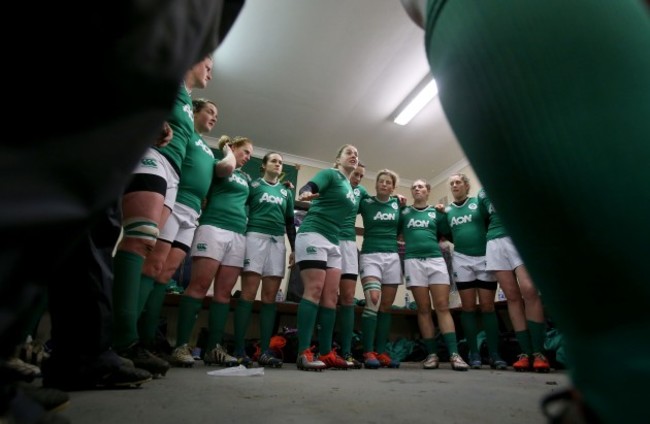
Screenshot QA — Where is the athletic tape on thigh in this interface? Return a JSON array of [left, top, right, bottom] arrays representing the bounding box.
[[122, 217, 159, 242]]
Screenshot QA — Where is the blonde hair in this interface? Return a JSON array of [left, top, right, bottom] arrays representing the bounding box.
[[449, 172, 470, 186], [376, 169, 399, 187], [411, 179, 431, 191], [217, 135, 252, 150]]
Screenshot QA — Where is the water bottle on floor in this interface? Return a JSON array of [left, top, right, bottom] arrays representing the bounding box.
[[276, 289, 284, 302]]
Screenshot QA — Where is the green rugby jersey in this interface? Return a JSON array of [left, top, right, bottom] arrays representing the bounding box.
[[339, 184, 369, 242], [199, 168, 251, 234], [246, 177, 295, 236], [175, 132, 215, 213], [399, 205, 445, 259], [358, 196, 401, 254], [441, 197, 489, 256], [298, 168, 356, 244], [154, 85, 195, 172], [477, 188, 507, 241]]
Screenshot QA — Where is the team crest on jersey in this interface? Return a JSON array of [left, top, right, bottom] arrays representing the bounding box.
[[478, 190, 486, 199], [346, 190, 356, 203], [354, 188, 360, 196], [444, 206, 452, 213], [363, 198, 374, 204], [140, 158, 157, 168], [391, 202, 398, 210], [251, 181, 260, 188], [469, 203, 477, 210], [402, 208, 411, 215], [428, 212, 436, 219], [280, 188, 288, 196]]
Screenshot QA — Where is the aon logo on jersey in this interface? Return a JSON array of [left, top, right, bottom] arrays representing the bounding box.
[[450, 215, 472, 226], [195, 139, 215, 156], [374, 212, 396, 221], [407, 219, 429, 228], [183, 104, 194, 122], [229, 174, 248, 186], [260, 193, 283, 205]]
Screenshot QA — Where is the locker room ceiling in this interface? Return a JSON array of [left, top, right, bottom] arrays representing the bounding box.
[[196, 0, 466, 187]]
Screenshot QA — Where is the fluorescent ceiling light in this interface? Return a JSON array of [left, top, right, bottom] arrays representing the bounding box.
[[393, 77, 438, 126]]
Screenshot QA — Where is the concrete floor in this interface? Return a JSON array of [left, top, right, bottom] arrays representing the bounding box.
[[59, 361, 569, 424]]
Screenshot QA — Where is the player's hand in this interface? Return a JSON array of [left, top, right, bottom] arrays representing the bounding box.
[[155, 121, 173, 147], [299, 192, 319, 201]]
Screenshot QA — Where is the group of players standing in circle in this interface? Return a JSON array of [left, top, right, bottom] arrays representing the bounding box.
[[110, 56, 549, 374], [290, 149, 549, 373]]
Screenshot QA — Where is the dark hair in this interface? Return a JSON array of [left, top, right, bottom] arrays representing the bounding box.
[[192, 98, 217, 113], [334, 144, 357, 168], [260, 151, 283, 174]]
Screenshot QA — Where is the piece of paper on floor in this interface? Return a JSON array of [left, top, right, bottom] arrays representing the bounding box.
[[207, 365, 264, 377]]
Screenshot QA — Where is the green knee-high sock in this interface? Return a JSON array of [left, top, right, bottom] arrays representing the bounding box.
[[515, 329, 533, 356], [318, 306, 336, 354], [338, 305, 355, 354], [460, 311, 479, 355], [112, 250, 145, 350], [527, 320, 547, 354], [207, 302, 230, 351], [259, 303, 277, 352], [297, 298, 319, 352], [361, 308, 378, 353], [175, 296, 203, 347], [482, 311, 501, 358], [233, 299, 253, 354], [137, 275, 155, 315], [138, 282, 168, 343], [442, 332, 460, 355], [375, 311, 393, 354], [423, 337, 438, 355]]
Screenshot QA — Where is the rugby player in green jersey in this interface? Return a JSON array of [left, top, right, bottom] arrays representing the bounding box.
[[337, 163, 368, 369], [112, 56, 214, 376], [176, 136, 253, 367], [137, 101, 236, 367], [402, 1, 650, 421], [399, 179, 468, 371], [294, 144, 359, 370], [477, 188, 549, 373], [358, 170, 403, 369], [438, 173, 506, 370], [233, 152, 296, 368]]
